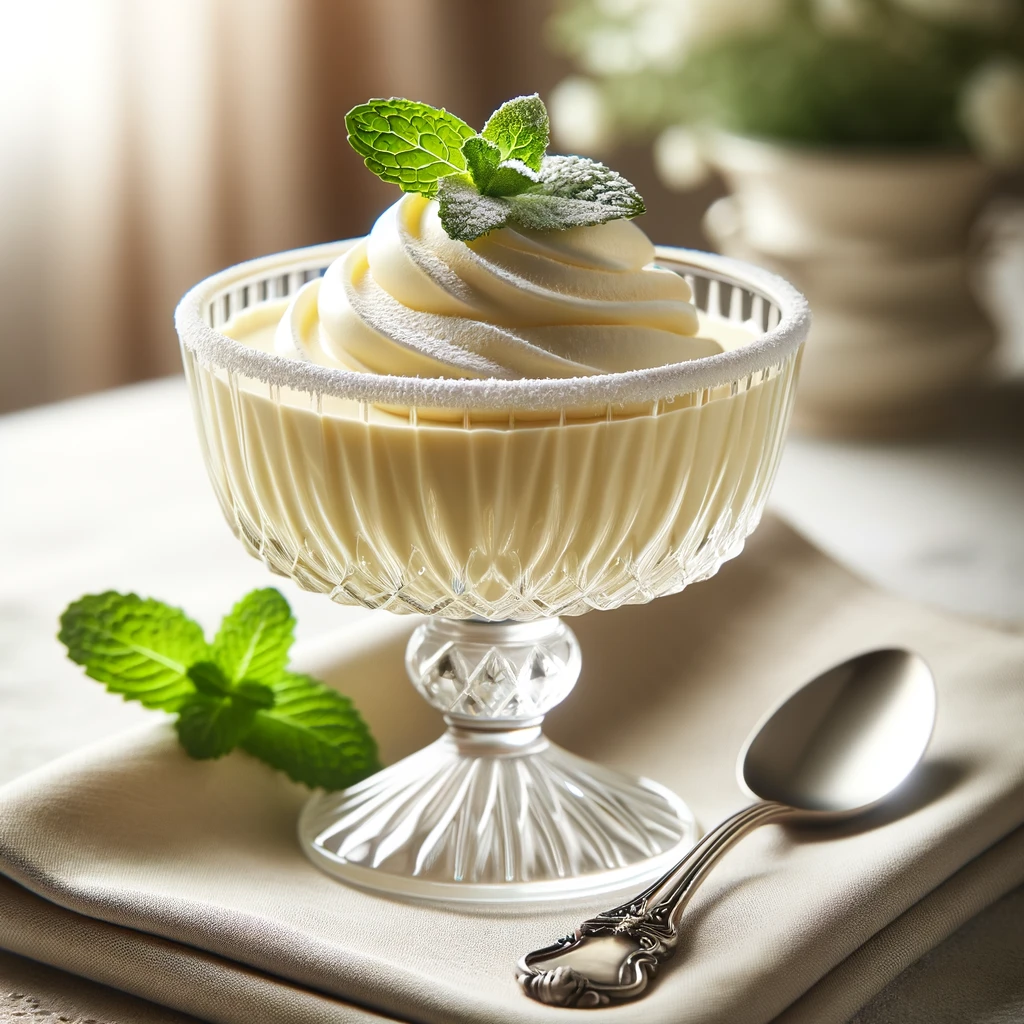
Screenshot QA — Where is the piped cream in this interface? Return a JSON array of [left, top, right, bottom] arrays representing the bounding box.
[[274, 193, 719, 380]]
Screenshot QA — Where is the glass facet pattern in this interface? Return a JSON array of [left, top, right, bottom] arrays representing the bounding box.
[[181, 259, 801, 622], [300, 617, 695, 902]]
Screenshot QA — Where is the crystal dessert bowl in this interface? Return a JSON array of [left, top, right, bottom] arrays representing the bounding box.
[[175, 242, 809, 903]]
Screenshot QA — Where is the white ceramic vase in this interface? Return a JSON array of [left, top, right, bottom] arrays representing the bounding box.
[[703, 134, 996, 436]]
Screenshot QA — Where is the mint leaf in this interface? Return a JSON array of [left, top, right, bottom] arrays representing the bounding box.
[[189, 661, 274, 709], [462, 137, 538, 197], [437, 176, 512, 241], [188, 660, 230, 697], [175, 693, 258, 760], [346, 98, 476, 197], [462, 136, 500, 188], [438, 154, 646, 241], [212, 588, 294, 685], [241, 672, 380, 790], [59, 592, 208, 711], [526, 154, 646, 221], [481, 93, 549, 172], [233, 680, 276, 710]]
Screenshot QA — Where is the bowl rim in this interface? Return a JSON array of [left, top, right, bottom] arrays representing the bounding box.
[[174, 241, 810, 411]]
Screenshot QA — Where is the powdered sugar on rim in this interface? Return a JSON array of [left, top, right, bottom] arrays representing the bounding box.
[[175, 241, 810, 411]]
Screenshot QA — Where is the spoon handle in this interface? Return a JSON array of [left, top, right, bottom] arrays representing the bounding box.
[[517, 800, 789, 1007]]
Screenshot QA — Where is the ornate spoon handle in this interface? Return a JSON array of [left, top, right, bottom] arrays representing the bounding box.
[[516, 800, 789, 1007]]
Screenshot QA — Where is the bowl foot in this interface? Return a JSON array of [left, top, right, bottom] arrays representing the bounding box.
[[299, 732, 696, 904]]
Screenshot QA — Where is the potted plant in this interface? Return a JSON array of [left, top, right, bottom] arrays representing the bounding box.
[[547, 0, 1024, 435]]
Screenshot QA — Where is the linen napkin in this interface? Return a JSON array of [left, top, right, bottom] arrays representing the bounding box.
[[1, 516, 1022, 1024]]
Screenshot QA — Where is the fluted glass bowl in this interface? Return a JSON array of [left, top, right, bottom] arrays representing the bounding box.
[[176, 242, 809, 903]]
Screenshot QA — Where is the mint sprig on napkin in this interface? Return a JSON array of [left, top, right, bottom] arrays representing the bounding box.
[[345, 93, 645, 241], [58, 588, 380, 790]]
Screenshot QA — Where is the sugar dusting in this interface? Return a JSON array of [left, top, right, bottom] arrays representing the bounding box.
[[176, 243, 809, 412]]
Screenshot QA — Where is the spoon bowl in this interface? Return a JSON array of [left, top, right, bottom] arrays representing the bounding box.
[[740, 648, 936, 816]]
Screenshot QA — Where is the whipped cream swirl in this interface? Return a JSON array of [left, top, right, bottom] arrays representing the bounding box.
[[275, 193, 715, 379]]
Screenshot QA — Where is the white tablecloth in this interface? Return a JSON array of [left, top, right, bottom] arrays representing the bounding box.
[[2, 375, 1022, 1022]]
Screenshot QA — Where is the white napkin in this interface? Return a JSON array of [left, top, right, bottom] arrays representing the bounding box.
[[1, 518, 1022, 1023]]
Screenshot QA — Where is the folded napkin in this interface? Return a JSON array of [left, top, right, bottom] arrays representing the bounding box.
[[1, 517, 1023, 1024]]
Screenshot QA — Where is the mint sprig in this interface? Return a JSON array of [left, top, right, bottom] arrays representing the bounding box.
[[346, 93, 646, 241], [59, 589, 380, 790]]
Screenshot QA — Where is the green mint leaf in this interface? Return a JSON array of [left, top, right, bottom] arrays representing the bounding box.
[[487, 159, 541, 196], [346, 98, 476, 197], [175, 693, 257, 760], [212, 588, 294, 686], [437, 154, 646, 241], [188, 661, 274, 712], [188, 660, 230, 697], [233, 680, 276, 710], [499, 155, 646, 235], [481, 93, 549, 172], [462, 137, 538, 197], [241, 672, 380, 790], [462, 136, 500, 188], [437, 176, 512, 241], [524, 154, 646, 220], [59, 592, 209, 711]]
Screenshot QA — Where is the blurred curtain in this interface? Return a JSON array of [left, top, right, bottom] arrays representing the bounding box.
[[0, 0, 562, 413]]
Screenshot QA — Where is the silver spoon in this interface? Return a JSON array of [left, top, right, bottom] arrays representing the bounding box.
[[517, 648, 936, 1008]]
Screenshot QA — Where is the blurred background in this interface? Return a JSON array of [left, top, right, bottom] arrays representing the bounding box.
[[0, 0, 715, 415], [1, 0, 1022, 430]]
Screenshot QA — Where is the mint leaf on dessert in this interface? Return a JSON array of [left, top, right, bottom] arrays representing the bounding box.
[[59, 592, 209, 711], [481, 93, 549, 172], [438, 154, 646, 241], [212, 587, 294, 685], [241, 672, 380, 790], [524, 154, 646, 221], [346, 92, 647, 240], [175, 692, 259, 760], [462, 137, 538, 197], [438, 176, 512, 241], [346, 98, 476, 196]]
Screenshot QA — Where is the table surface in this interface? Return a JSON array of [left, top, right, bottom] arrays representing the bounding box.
[[1, 373, 1023, 1022]]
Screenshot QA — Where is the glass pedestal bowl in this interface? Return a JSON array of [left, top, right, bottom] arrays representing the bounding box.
[[175, 244, 809, 903]]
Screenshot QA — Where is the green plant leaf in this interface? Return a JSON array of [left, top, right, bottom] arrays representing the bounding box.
[[437, 154, 646, 241], [61, 588, 379, 789], [346, 98, 476, 196], [233, 680, 276, 710], [175, 693, 258, 760], [241, 672, 380, 790], [530, 154, 646, 216], [212, 588, 294, 685], [462, 136, 538, 197], [437, 176, 512, 241], [59, 592, 208, 710], [188, 660, 274, 710], [188, 660, 230, 696], [481, 93, 549, 171]]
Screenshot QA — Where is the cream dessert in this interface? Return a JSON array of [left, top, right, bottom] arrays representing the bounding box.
[[178, 94, 805, 618], [273, 192, 719, 383], [186, 219, 797, 616], [175, 94, 809, 904]]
